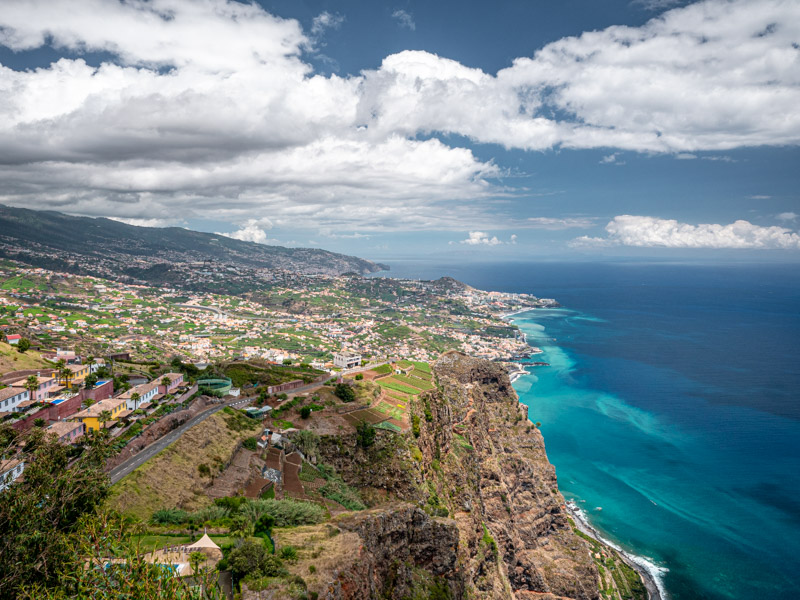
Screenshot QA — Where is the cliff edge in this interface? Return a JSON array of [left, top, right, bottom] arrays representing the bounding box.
[[263, 353, 645, 600]]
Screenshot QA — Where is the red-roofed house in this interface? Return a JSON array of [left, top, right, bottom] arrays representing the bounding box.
[[6, 334, 21, 345]]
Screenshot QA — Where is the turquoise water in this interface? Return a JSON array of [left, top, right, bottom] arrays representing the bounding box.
[[382, 262, 800, 599]]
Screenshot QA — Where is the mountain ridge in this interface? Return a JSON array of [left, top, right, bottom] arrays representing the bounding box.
[[0, 204, 387, 288]]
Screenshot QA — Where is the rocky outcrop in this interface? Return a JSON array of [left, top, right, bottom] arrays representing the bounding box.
[[312, 352, 601, 600], [327, 505, 461, 599], [423, 352, 600, 600]]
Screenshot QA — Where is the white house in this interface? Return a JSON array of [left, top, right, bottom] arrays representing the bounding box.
[[0, 458, 24, 492], [0, 387, 29, 413], [119, 381, 160, 410], [333, 351, 361, 370]]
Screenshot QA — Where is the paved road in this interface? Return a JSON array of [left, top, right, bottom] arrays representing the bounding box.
[[107, 378, 328, 484], [107, 398, 250, 484]]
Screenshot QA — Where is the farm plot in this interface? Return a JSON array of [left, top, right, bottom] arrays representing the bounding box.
[[391, 373, 434, 391], [342, 408, 388, 428], [378, 379, 421, 395]]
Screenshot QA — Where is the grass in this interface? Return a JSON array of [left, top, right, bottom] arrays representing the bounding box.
[[107, 412, 260, 519], [391, 373, 433, 390], [370, 364, 392, 375], [378, 379, 421, 396], [0, 341, 52, 372]]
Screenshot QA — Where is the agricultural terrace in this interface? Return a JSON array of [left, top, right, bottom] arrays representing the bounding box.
[[355, 361, 434, 433]]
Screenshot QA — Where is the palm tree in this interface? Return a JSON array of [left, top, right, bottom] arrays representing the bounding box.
[[24, 375, 38, 401], [98, 410, 112, 429], [130, 392, 140, 409], [161, 376, 171, 388]]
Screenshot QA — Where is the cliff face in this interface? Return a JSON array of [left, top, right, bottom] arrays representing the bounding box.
[[312, 353, 600, 600]]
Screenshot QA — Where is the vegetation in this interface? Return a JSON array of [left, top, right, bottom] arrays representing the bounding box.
[[333, 383, 356, 402]]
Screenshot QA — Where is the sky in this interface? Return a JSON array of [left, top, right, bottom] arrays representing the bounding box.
[[0, 0, 798, 262]]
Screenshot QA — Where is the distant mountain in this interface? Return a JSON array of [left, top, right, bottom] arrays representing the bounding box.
[[0, 204, 387, 289]]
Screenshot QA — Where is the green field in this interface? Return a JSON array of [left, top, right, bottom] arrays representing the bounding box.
[[378, 379, 421, 396], [391, 373, 433, 390]]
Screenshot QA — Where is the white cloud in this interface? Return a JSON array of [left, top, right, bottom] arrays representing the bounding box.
[[777, 212, 798, 222], [0, 0, 797, 234], [749, 195, 772, 200], [391, 9, 415, 31], [572, 215, 800, 249], [527, 217, 596, 229], [311, 11, 344, 37], [460, 231, 502, 246], [218, 217, 274, 244], [675, 153, 697, 160], [510, 234, 518, 244], [108, 216, 178, 228]]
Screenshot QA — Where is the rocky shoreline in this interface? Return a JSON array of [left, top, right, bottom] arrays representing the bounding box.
[[565, 503, 664, 600]]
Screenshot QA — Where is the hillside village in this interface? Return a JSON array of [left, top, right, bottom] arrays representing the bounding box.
[[0, 259, 645, 600]]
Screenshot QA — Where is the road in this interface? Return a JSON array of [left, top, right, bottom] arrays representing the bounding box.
[[107, 379, 328, 484]]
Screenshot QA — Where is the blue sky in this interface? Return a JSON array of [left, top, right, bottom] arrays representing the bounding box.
[[0, 0, 798, 262]]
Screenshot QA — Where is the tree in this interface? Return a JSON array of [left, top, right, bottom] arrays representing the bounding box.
[[161, 376, 171, 388], [230, 515, 254, 541], [253, 514, 275, 538], [228, 540, 286, 582], [188, 550, 206, 575], [300, 406, 311, 419], [83, 373, 98, 390], [16, 338, 30, 353], [129, 392, 140, 409], [356, 421, 376, 448], [0, 425, 112, 597], [24, 375, 39, 400], [98, 410, 112, 429], [334, 383, 356, 403], [33, 418, 47, 428]]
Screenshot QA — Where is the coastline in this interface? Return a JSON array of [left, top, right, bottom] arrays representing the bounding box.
[[501, 305, 664, 599], [565, 502, 665, 600]]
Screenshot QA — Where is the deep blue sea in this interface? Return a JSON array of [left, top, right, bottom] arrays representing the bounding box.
[[379, 261, 800, 600]]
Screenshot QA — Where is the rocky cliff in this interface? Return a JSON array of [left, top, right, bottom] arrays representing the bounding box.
[[297, 353, 605, 600]]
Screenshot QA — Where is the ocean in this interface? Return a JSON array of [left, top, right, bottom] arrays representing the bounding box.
[[379, 261, 800, 600]]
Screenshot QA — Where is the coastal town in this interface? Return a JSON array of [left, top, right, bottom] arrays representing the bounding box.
[[0, 255, 648, 600]]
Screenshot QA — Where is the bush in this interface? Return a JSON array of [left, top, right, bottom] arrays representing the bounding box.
[[151, 508, 190, 526], [356, 422, 376, 448], [240, 499, 326, 527], [279, 545, 298, 561], [198, 463, 211, 477], [333, 383, 356, 403], [229, 540, 286, 580], [300, 406, 311, 419], [242, 437, 258, 451], [354, 373, 363, 380], [412, 414, 421, 438], [214, 496, 247, 513]]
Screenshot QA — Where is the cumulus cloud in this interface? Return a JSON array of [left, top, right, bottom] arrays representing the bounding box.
[[0, 0, 798, 233], [218, 217, 274, 244], [572, 215, 800, 249], [391, 9, 415, 30], [459, 231, 502, 246]]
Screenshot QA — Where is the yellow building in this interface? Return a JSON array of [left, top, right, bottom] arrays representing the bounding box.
[[71, 397, 127, 432], [51, 362, 93, 386]]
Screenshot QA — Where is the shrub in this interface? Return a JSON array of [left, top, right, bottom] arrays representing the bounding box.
[[333, 383, 355, 403], [229, 540, 286, 580], [356, 422, 376, 448], [242, 437, 258, 451], [214, 495, 247, 513], [198, 463, 211, 477], [279, 545, 298, 561], [412, 414, 421, 438], [151, 508, 189, 525], [240, 499, 326, 527], [354, 373, 363, 381], [300, 406, 311, 419]]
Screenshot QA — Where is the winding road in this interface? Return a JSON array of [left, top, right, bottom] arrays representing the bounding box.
[[107, 379, 328, 484]]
